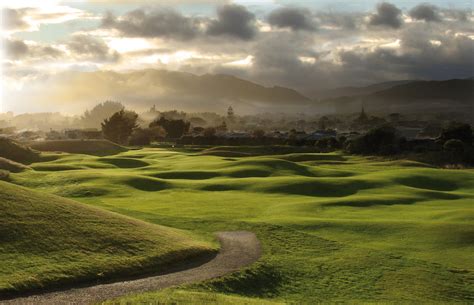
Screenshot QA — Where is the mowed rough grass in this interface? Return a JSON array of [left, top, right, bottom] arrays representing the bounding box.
[[0, 180, 216, 296], [9, 147, 474, 303], [101, 289, 284, 305]]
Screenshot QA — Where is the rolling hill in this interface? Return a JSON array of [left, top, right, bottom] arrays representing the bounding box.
[[0, 137, 40, 164], [314, 80, 416, 99], [0, 180, 216, 296], [37, 69, 310, 114], [317, 79, 474, 115], [28, 139, 127, 156], [9, 147, 473, 303]]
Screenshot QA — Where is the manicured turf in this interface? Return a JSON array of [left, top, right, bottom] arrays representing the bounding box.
[[28, 140, 127, 156], [0, 180, 216, 296], [101, 289, 284, 305], [9, 147, 474, 303]]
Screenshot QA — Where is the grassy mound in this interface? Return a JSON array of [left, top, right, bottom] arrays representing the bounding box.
[[201, 146, 316, 157], [28, 140, 127, 156], [8, 148, 474, 303], [0, 181, 216, 296], [0, 157, 30, 173], [98, 157, 149, 168], [0, 137, 40, 164]]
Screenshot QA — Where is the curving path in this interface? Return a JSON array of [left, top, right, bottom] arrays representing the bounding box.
[[2, 231, 261, 305]]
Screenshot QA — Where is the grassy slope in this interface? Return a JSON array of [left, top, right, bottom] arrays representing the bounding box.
[[10, 147, 474, 303], [0, 137, 40, 164], [0, 180, 216, 296], [28, 140, 127, 156], [0, 157, 29, 173]]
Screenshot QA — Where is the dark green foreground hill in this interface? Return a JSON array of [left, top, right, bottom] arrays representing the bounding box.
[[28, 139, 127, 156], [0, 180, 216, 296], [0, 137, 39, 164]]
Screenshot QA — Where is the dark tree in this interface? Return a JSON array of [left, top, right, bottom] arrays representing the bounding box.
[[150, 117, 190, 139], [101, 110, 138, 145], [439, 122, 472, 144], [346, 125, 400, 155]]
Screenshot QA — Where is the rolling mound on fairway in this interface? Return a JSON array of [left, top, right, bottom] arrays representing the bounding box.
[[201, 146, 316, 157], [0, 157, 30, 173], [0, 138, 40, 164], [98, 157, 149, 168], [0, 180, 216, 296], [29, 140, 127, 156]]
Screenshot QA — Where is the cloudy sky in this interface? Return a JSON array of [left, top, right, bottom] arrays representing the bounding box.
[[1, 0, 473, 113]]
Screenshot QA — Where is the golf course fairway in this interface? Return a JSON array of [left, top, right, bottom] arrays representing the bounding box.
[[4, 146, 474, 303]]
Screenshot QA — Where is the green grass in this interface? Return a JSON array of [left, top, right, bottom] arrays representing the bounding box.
[[0, 137, 40, 164], [8, 147, 474, 303], [100, 289, 284, 305], [28, 139, 127, 156], [0, 157, 30, 173], [0, 180, 216, 296]]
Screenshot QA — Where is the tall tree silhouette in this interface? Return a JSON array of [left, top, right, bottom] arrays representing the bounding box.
[[101, 110, 138, 145]]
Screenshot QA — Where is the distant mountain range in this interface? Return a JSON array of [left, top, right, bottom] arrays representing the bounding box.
[[42, 69, 310, 114], [37, 69, 473, 115], [313, 80, 416, 100], [316, 79, 474, 115]]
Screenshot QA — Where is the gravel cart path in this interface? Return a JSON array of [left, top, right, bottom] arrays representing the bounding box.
[[2, 231, 261, 305]]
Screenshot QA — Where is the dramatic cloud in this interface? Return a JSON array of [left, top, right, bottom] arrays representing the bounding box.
[[267, 7, 316, 31], [316, 12, 360, 30], [3, 1, 474, 113], [206, 4, 257, 40], [2, 6, 90, 32], [442, 9, 469, 22], [369, 2, 403, 29], [2, 8, 31, 31], [4, 38, 29, 59], [67, 35, 120, 62], [339, 32, 474, 82], [102, 8, 200, 40], [4, 38, 64, 60], [409, 3, 441, 22]]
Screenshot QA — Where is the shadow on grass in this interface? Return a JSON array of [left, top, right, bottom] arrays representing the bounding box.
[[99, 158, 149, 169], [152, 171, 220, 180], [125, 177, 170, 191], [394, 176, 459, 192]]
